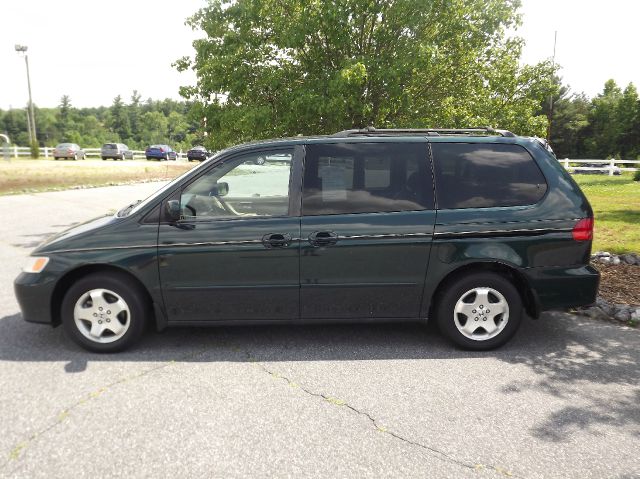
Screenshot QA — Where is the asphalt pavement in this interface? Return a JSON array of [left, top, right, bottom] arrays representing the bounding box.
[[0, 183, 638, 478]]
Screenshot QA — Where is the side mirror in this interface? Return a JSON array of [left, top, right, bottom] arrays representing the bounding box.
[[165, 199, 181, 222], [212, 182, 229, 197]]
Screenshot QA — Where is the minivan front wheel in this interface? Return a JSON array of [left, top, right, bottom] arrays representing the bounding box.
[[61, 272, 148, 352], [435, 272, 523, 350]]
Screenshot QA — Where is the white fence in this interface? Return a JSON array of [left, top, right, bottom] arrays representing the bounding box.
[[4, 146, 188, 161], [561, 158, 640, 176]]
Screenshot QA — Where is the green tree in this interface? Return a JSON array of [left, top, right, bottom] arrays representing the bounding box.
[[129, 90, 142, 145], [1, 109, 32, 146], [587, 79, 623, 157], [617, 83, 639, 158], [109, 95, 132, 141], [177, 0, 556, 150], [539, 77, 591, 158], [167, 111, 188, 146], [139, 111, 168, 145], [57, 95, 76, 141]]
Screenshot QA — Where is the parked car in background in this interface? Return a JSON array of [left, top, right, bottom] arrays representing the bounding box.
[[101, 143, 134, 161], [573, 162, 622, 176], [15, 127, 599, 353], [145, 145, 177, 161], [187, 146, 209, 162], [53, 143, 85, 160]]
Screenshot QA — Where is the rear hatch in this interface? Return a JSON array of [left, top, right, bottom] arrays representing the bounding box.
[[102, 143, 118, 154]]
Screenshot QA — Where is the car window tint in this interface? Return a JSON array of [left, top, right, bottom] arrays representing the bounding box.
[[180, 149, 293, 219], [302, 143, 433, 216], [432, 143, 548, 209]]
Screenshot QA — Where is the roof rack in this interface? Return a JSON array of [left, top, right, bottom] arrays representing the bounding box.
[[332, 126, 516, 138]]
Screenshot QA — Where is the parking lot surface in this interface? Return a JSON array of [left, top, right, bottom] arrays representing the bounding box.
[[0, 183, 638, 478]]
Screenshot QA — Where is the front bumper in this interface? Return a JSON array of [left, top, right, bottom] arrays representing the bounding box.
[[14, 272, 57, 325], [524, 264, 600, 311]]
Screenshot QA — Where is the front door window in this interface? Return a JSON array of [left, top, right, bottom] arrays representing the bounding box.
[[180, 150, 293, 220]]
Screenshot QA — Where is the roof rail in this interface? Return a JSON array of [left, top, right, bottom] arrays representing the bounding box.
[[331, 126, 516, 138]]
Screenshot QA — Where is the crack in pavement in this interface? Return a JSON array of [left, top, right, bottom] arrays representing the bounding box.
[[1, 346, 212, 471], [241, 350, 520, 478], [4, 341, 520, 477]]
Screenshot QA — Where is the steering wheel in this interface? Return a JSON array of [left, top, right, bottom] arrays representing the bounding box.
[[209, 193, 235, 215], [183, 204, 196, 217]]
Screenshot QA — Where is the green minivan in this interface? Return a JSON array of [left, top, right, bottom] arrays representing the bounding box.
[[14, 128, 599, 352]]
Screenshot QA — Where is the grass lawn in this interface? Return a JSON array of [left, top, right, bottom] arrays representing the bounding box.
[[573, 173, 640, 253], [0, 159, 198, 195]]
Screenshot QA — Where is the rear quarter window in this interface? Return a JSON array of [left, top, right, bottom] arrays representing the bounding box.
[[431, 143, 548, 209]]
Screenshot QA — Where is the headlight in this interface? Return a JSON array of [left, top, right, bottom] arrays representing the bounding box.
[[23, 256, 50, 273]]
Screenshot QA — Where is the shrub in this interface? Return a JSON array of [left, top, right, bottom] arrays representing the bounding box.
[[30, 140, 39, 159], [633, 169, 640, 182]]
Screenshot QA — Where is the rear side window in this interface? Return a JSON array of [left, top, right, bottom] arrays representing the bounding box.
[[302, 142, 433, 215], [432, 143, 547, 209]]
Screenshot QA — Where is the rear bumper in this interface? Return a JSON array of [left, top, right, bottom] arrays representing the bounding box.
[[14, 272, 56, 325], [524, 264, 600, 311]]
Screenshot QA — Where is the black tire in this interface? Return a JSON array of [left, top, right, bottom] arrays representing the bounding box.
[[102, 157, 107, 161], [435, 272, 523, 350], [61, 272, 149, 353]]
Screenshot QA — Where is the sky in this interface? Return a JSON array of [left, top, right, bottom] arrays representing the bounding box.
[[1, 0, 639, 110]]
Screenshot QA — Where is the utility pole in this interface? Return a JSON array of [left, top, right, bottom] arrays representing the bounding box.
[[15, 44, 37, 145], [547, 31, 557, 141]]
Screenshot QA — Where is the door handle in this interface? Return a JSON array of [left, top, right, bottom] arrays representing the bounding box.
[[262, 233, 292, 248], [308, 231, 338, 247]]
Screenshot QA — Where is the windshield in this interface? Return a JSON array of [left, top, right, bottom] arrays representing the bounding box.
[[120, 158, 214, 217]]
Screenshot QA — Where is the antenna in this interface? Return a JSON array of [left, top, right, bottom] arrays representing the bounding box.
[[547, 31, 557, 141]]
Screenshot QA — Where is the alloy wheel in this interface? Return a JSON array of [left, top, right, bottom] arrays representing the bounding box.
[[453, 287, 509, 341], [73, 288, 131, 343]]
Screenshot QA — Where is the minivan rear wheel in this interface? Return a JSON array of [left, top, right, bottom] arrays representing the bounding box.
[[61, 272, 148, 352], [435, 272, 523, 350]]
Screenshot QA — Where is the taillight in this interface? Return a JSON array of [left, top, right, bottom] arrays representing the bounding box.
[[572, 218, 594, 241]]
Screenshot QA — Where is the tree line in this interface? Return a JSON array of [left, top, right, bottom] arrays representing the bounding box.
[[0, 92, 202, 151], [543, 79, 640, 160]]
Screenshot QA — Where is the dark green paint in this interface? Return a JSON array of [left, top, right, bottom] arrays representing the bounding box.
[[14, 135, 599, 329]]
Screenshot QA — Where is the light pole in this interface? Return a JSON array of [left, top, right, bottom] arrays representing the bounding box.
[[15, 44, 37, 145]]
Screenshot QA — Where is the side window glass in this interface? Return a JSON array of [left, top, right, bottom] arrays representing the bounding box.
[[180, 149, 293, 219], [302, 143, 433, 216], [432, 143, 548, 209]]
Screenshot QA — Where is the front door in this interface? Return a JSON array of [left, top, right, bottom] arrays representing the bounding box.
[[300, 141, 436, 319], [158, 147, 301, 322]]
